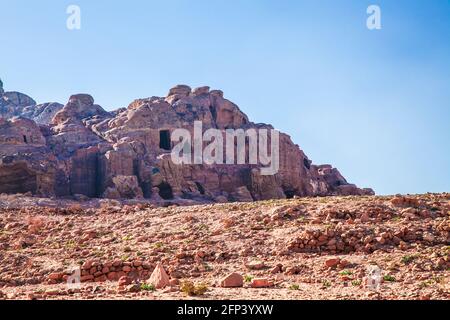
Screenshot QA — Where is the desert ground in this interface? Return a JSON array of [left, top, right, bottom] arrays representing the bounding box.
[[0, 193, 448, 300]]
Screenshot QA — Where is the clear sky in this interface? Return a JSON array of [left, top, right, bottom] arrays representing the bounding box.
[[1, 0, 449, 195]]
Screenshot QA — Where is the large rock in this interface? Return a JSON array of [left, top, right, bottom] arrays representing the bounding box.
[[108, 175, 144, 199], [220, 273, 244, 288], [0, 83, 374, 200], [167, 84, 191, 97], [0, 92, 37, 119], [0, 117, 46, 146], [0, 80, 62, 124], [52, 94, 110, 125], [0, 117, 57, 196], [148, 263, 170, 289], [22, 103, 64, 125]]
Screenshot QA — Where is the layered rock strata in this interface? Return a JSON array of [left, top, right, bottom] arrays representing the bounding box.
[[0, 83, 374, 203]]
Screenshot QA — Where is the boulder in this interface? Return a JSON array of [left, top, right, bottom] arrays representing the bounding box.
[[192, 86, 210, 96], [0, 91, 36, 119], [251, 278, 274, 288], [52, 94, 110, 125], [22, 102, 64, 125], [148, 263, 170, 289], [220, 273, 244, 288], [325, 258, 341, 268], [110, 175, 144, 199], [167, 85, 191, 97]]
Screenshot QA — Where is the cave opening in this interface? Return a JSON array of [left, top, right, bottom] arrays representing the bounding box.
[[159, 130, 171, 151], [209, 105, 217, 121], [158, 182, 174, 200], [284, 189, 296, 199], [195, 182, 205, 195]]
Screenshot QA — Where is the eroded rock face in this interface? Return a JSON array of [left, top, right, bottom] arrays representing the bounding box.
[[0, 81, 63, 125], [0, 92, 37, 119], [22, 103, 64, 125], [0, 117, 46, 146], [0, 84, 374, 202]]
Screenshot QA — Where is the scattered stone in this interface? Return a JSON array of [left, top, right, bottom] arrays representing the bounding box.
[[361, 213, 370, 223], [325, 258, 341, 269], [0, 190, 447, 300], [251, 278, 274, 288], [118, 276, 132, 287], [45, 289, 60, 296], [220, 273, 244, 288], [48, 272, 63, 281], [270, 264, 283, 274], [82, 260, 94, 270], [27, 293, 40, 300], [246, 261, 265, 270], [148, 263, 170, 289], [169, 279, 180, 286], [127, 284, 141, 293]]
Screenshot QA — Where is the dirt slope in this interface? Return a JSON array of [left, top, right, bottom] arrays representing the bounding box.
[[0, 193, 448, 300]]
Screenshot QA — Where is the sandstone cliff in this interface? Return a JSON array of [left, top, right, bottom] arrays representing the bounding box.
[[0, 82, 374, 203]]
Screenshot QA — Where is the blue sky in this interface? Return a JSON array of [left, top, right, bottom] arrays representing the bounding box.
[[1, 0, 449, 195]]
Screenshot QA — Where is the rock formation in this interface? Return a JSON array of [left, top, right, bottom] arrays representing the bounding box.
[[0, 80, 63, 125], [0, 82, 374, 203]]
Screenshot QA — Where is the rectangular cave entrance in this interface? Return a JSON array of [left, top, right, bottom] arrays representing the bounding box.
[[157, 182, 174, 200], [283, 188, 296, 199], [159, 130, 171, 151], [195, 182, 205, 195]]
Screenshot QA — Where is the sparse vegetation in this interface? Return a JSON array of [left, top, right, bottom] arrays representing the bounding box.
[[0, 193, 448, 300], [140, 283, 156, 292], [419, 280, 432, 288], [154, 242, 164, 249], [203, 264, 213, 272], [26, 216, 45, 234], [289, 284, 300, 290], [322, 280, 332, 288], [383, 275, 396, 282], [401, 254, 418, 264], [65, 240, 76, 249], [180, 281, 208, 296], [122, 235, 133, 241], [340, 270, 353, 276], [351, 280, 362, 286]]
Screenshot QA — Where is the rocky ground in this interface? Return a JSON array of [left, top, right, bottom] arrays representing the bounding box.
[[0, 193, 448, 300]]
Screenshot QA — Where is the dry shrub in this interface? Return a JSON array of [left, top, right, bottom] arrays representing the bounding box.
[[180, 281, 208, 296], [26, 216, 46, 234], [221, 217, 235, 228]]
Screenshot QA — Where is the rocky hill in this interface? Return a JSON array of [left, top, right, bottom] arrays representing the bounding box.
[[0, 80, 373, 204], [0, 80, 448, 301]]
